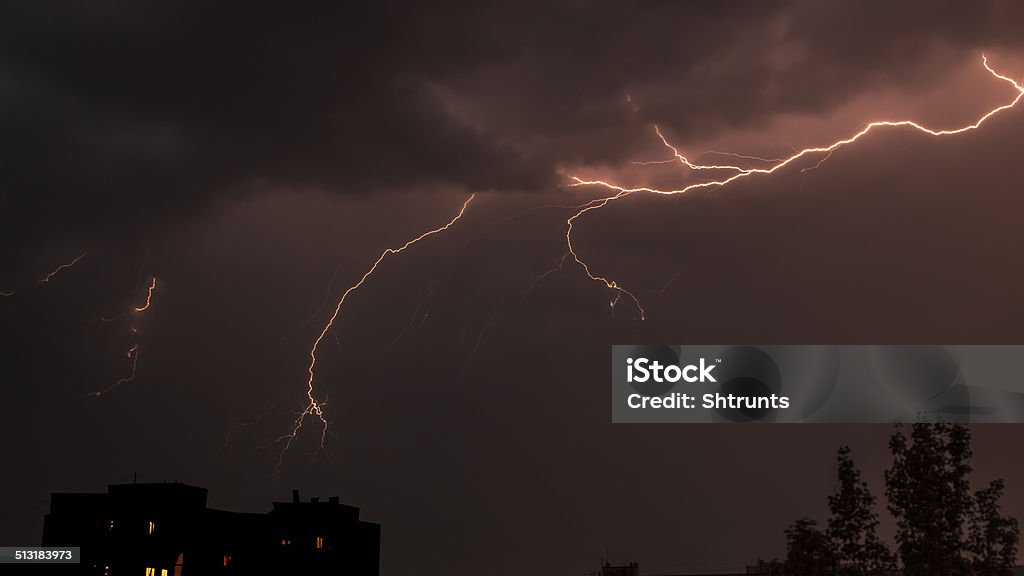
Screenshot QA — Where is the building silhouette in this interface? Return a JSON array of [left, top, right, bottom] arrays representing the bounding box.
[[42, 482, 379, 575]]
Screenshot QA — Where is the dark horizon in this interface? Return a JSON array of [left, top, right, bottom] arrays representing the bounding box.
[[4, 2, 1024, 574]]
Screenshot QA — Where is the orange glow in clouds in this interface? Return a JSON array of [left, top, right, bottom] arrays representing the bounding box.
[[565, 55, 1024, 319]]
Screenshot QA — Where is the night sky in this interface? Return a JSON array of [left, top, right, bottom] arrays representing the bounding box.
[[3, 2, 1024, 574]]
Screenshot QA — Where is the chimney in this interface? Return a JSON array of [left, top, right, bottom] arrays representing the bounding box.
[[328, 496, 339, 505], [292, 489, 300, 504]]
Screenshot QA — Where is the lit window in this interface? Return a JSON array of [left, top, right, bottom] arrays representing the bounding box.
[[161, 570, 168, 576], [223, 555, 231, 567], [148, 521, 155, 535], [103, 567, 110, 576], [108, 520, 115, 531], [316, 536, 324, 550], [174, 553, 184, 576], [146, 569, 156, 576]]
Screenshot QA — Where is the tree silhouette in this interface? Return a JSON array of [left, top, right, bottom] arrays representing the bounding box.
[[969, 479, 1019, 576], [886, 424, 976, 575], [827, 446, 894, 575], [785, 517, 834, 576], [786, 423, 1019, 576]]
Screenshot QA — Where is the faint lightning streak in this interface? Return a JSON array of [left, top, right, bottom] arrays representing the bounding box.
[[566, 55, 1023, 317], [647, 271, 681, 295], [523, 252, 571, 294], [802, 149, 836, 174], [224, 396, 290, 448], [39, 252, 88, 283], [89, 344, 139, 397], [625, 93, 639, 112], [274, 193, 476, 471], [463, 304, 497, 373], [281, 269, 340, 340], [703, 150, 786, 163], [629, 159, 677, 166], [375, 284, 438, 362], [465, 202, 579, 246]]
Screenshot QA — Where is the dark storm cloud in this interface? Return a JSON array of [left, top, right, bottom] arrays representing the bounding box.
[[0, 2, 549, 244], [2, 0, 1022, 246], [443, 0, 1024, 163]]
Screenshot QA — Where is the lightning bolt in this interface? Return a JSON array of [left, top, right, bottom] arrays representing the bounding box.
[[134, 277, 157, 312], [39, 252, 88, 283], [272, 193, 476, 471], [1, 252, 89, 297], [90, 276, 159, 397], [566, 55, 1023, 316], [252, 54, 1018, 470], [564, 192, 648, 319]]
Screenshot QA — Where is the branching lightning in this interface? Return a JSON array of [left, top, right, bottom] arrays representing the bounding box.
[[271, 194, 476, 471], [566, 55, 1024, 317], [90, 276, 159, 397], [564, 192, 648, 319], [242, 54, 1020, 471]]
